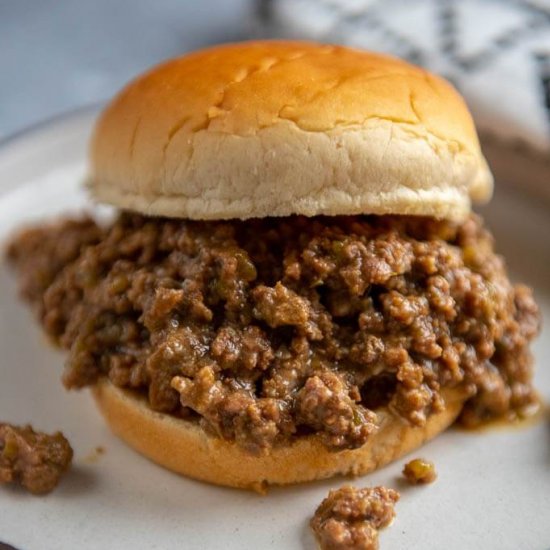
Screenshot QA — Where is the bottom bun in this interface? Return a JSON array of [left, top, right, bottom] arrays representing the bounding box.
[[92, 380, 466, 491]]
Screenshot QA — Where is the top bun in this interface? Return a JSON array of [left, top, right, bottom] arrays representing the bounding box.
[[89, 41, 492, 221]]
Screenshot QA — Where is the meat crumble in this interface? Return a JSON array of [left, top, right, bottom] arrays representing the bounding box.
[[5, 213, 540, 454], [402, 458, 437, 485], [310, 485, 399, 550], [0, 423, 73, 494]]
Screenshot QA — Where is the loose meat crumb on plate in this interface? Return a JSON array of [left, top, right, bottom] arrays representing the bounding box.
[[311, 485, 399, 550], [402, 458, 437, 485], [0, 423, 73, 494]]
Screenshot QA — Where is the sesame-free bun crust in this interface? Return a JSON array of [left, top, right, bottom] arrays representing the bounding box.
[[92, 379, 465, 490], [89, 41, 492, 222]]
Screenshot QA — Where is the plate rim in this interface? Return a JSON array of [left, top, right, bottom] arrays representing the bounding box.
[[0, 102, 102, 154]]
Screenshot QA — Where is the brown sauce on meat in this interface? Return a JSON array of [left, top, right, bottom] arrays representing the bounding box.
[[311, 485, 399, 550], [6, 213, 541, 454], [0, 423, 73, 494], [456, 397, 547, 433]]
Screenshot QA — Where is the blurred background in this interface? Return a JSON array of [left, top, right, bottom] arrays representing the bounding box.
[[1, 0, 550, 202], [0, 0, 251, 138]]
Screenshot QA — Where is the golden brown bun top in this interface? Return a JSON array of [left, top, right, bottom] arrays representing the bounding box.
[[89, 41, 493, 221]]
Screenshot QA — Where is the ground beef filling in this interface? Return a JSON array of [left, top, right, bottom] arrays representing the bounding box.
[[311, 485, 399, 550], [0, 423, 73, 494], [6, 213, 540, 454]]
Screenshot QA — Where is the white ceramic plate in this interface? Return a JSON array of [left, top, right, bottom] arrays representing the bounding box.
[[0, 109, 548, 550]]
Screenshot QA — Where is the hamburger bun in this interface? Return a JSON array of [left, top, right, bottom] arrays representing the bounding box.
[[89, 41, 492, 222], [92, 380, 466, 491]]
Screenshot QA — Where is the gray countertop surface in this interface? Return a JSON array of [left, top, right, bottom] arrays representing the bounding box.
[[0, 0, 254, 139]]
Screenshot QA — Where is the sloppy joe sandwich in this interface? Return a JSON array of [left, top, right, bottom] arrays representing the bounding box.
[[6, 41, 540, 490]]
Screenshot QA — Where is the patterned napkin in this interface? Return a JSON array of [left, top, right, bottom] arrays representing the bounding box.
[[255, 0, 550, 201]]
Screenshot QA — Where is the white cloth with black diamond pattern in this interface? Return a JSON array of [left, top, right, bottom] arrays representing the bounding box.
[[258, 0, 550, 154]]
